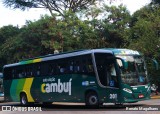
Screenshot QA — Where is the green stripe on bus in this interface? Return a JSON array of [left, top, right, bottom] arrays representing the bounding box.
[[10, 79, 19, 101], [16, 79, 26, 100], [10, 78, 34, 102], [20, 58, 42, 65], [10, 79, 26, 101], [20, 60, 33, 64]]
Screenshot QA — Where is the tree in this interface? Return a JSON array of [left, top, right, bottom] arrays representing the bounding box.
[[0, 25, 20, 71], [0, 15, 57, 63], [128, 4, 160, 84], [0, 25, 20, 44], [100, 4, 131, 48], [3, 0, 104, 17], [151, 0, 160, 4], [129, 4, 160, 54], [84, 6, 102, 20]]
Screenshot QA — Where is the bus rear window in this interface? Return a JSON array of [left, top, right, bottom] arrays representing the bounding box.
[[3, 67, 12, 80]]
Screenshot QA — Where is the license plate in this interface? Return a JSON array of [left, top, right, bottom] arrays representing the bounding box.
[[139, 94, 144, 98]]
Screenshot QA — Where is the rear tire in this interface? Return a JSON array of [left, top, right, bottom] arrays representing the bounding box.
[[20, 93, 28, 106], [85, 92, 99, 108]]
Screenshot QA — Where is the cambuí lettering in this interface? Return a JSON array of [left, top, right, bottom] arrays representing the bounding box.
[[41, 78, 72, 95]]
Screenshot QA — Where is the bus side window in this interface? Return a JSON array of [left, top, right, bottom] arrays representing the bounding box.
[[33, 63, 41, 77], [35, 64, 41, 77], [48, 63, 55, 76], [59, 63, 64, 74], [56, 58, 69, 75], [74, 60, 80, 73], [87, 58, 94, 75], [26, 66, 33, 77], [69, 61, 74, 73], [26, 67, 29, 77], [55, 63, 60, 75], [81, 56, 94, 75], [60, 63, 68, 74], [15, 68, 19, 78], [12, 69, 16, 79], [37, 66, 41, 76], [4, 67, 12, 80], [82, 60, 87, 73], [15, 66, 26, 78], [17, 68, 24, 78]]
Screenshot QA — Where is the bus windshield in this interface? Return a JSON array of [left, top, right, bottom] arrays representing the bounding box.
[[117, 55, 148, 86]]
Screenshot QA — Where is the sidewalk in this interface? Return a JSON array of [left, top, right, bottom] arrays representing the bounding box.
[[151, 92, 160, 99], [151, 95, 160, 99], [0, 97, 4, 102]]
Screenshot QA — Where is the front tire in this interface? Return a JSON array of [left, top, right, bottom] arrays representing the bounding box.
[[85, 92, 99, 107]]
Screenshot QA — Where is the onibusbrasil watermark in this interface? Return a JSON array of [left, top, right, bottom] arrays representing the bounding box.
[[1, 106, 42, 111]]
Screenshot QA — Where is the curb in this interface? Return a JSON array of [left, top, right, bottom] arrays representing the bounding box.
[[151, 96, 160, 99]]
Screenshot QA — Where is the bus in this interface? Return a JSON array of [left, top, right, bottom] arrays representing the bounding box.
[[3, 49, 156, 106], [0, 73, 4, 97]]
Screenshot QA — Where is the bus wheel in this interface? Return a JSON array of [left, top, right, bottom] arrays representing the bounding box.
[[20, 93, 28, 106], [85, 92, 99, 107]]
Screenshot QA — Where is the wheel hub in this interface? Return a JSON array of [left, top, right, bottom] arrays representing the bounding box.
[[21, 96, 27, 105], [89, 96, 97, 105]]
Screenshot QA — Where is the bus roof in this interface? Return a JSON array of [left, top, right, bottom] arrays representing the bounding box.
[[107, 48, 141, 55], [3, 48, 141, 68]]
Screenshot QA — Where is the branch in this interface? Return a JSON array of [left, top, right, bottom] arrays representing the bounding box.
[[3, 0, 101, 17]]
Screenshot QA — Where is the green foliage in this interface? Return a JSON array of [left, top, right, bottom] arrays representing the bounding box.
[[151, 0, 160, 4], [1, 3, 159, 84], [0, 25, 20, 71], [0, 25, 20, 44], [0, 4, 131, 71], [129, 4, 160, 84], [101, 4, 131, 47], [2, 0, 104, 17], [129, 4, 160, 57]]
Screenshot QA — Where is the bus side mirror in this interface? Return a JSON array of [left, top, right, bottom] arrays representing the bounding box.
[[116, 58, 128, 70], [152, 59, 159, 70]]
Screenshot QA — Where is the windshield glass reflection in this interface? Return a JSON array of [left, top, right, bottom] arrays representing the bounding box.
[[117, 55, 148, 86]]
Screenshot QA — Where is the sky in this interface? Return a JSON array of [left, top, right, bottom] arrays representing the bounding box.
[[0, 0, 151, 27]]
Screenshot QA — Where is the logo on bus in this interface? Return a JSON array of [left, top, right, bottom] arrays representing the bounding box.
[[41, 78, 72, 95]]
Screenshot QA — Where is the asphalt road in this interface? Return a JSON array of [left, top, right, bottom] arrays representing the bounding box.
[[0, 99, 160, 114]]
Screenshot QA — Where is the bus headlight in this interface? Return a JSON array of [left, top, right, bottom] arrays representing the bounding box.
[[123, 88, 132, 93]]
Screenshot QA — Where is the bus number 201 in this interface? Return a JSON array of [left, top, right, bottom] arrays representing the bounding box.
[[109, 94, 117, 99]]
